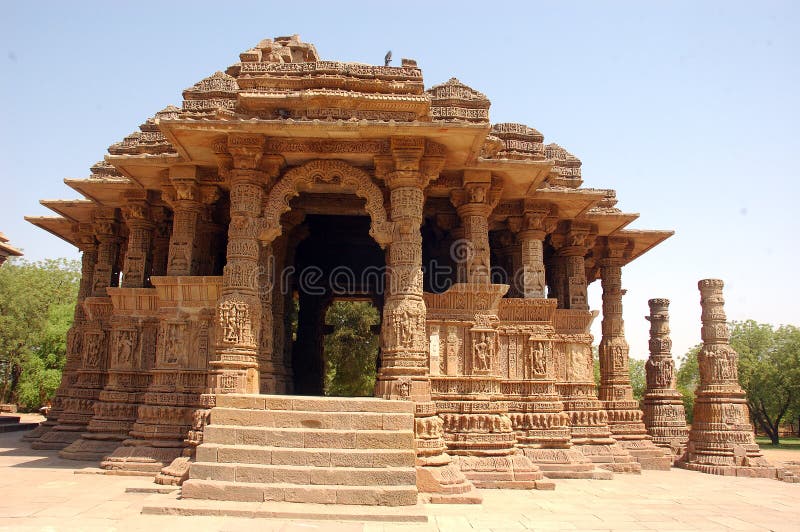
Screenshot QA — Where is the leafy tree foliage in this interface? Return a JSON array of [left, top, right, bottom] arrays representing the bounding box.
[[676, 344, 701, 423], [629, 358, 646, 403], [0, 258, 79, 410], [731, 320, 800, 445], [323, 301, 380, 397]]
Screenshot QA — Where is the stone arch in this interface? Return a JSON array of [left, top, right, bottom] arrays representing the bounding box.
[[260, 159, 393, 248]]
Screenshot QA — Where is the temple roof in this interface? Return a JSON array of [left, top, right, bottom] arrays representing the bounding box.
[[28, 34, 672, 269]]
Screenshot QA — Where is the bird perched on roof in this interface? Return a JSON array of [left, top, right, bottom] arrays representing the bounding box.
[[384, 50, 392, 67]]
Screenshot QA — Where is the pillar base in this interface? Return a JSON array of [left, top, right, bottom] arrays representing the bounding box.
[[31, 426, 84, 450], [520, 447, 613, 480], [59, 434, 123, 461], [452, 454, 554, 489], [101, 441, 185, 474]]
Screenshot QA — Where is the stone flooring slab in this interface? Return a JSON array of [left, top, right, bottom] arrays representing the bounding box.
[[1, 430, 799, 531]]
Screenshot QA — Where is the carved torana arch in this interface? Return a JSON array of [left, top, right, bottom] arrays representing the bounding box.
[[260, 159, 393, 247]]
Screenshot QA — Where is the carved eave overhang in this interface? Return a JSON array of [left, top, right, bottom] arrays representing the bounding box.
[[579, 211, 639, 236], [471, 158, 552, 200], [24, 216, 80, 247], [40, 199, 96, 224], [0, 233, 22, 258], [156, 118, 490, 170], [104, 153, 183, 189], [64, 177, 141, 207], [531, 187, 606, 219], [586, 229, 674, 281]]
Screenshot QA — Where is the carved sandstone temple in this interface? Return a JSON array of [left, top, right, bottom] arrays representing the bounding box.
[[26, 35, 675, 504]]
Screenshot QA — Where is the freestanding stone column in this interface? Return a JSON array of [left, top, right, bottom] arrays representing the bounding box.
[[678, 279, 776, 477], [25, 227, 96, 443], [596, 236, 671, 470], [36, 209, 119, 450], [62, 200, 158, 460], [641, 298, 689, 461]]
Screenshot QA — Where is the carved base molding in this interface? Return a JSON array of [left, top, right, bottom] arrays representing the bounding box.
[[642, 393, 689, 461], [520, 447, 613, 480], [451, 454, 554, 489]]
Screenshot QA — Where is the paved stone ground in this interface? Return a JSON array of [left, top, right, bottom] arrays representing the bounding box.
[[1, 429, 799, 531]]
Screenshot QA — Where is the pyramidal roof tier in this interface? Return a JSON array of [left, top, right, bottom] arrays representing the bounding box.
[[27, 34, 672, 266]]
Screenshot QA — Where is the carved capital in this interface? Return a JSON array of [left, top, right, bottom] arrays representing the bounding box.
[[550, 221, 596, 256], [228, 134, 266, 170], [597, 236, 633, 266]]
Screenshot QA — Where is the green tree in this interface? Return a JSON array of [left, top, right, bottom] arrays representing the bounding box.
[[629, 358, 646, 403], [676, 344, 701, 424], [732, 320, 800, 445], [323, 301, 380, 397], [0, 258, 79, 410]]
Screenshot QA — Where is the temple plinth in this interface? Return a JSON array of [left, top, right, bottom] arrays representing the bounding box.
[[641, 298, 689, 461]]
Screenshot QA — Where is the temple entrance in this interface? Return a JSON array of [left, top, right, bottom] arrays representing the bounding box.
[[286, 214, 385, 395]]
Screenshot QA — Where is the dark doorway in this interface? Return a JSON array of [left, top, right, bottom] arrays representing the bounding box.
[[288, 214, 385, 395]]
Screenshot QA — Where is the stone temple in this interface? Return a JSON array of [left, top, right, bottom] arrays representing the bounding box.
[[26, 35, 685, 505]]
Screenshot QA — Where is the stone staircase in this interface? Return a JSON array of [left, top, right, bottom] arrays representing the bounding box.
[[181, 394, 419, 506]]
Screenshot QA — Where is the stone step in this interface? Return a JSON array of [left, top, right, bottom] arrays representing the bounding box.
[[210, 407, 412, 431], [203, 425, 415, 450], [190, 462, 417, 486], [181, 479, 418, 506], [0, 416, 21, 424], [198, 443, 415, 468], [215, 394, 415, 414]]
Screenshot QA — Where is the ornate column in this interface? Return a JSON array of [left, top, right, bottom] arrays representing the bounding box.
[[513, 201, 556, 299], [120, 197, 155, 288], [210, 135, 282, 395], [63, 200, 159, 460], [150, 207, 171, 277], [449, 170, 501, 285], [549, 221, 594, 310], [36, 209, 119, 451], [641, 298, 689, 462], [374, 137, 442, 400], [167, 167, 204, 277], [596, 236, 671, 470], [25, 226, 96, 443], [678, 279, 776, 477]]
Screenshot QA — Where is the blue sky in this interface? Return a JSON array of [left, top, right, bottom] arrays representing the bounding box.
[[2, 1, 798, 360]]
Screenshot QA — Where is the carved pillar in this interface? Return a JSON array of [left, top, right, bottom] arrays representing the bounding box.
[[678, 279, 775, 476], [210, 135, 281, 395], [25, 228, 97, 443], [374, 137, 442, 400], [641, 298, 689, 461], [549, 221, 594, 310], [120, 199, 155, 288], [35, 210, 119, 451], [450, 170, 501, 285], [595, 236, 671, 470], [150, 207, 171, 277], [513, 201, 556, 299], [167, 167, 204, 277]]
